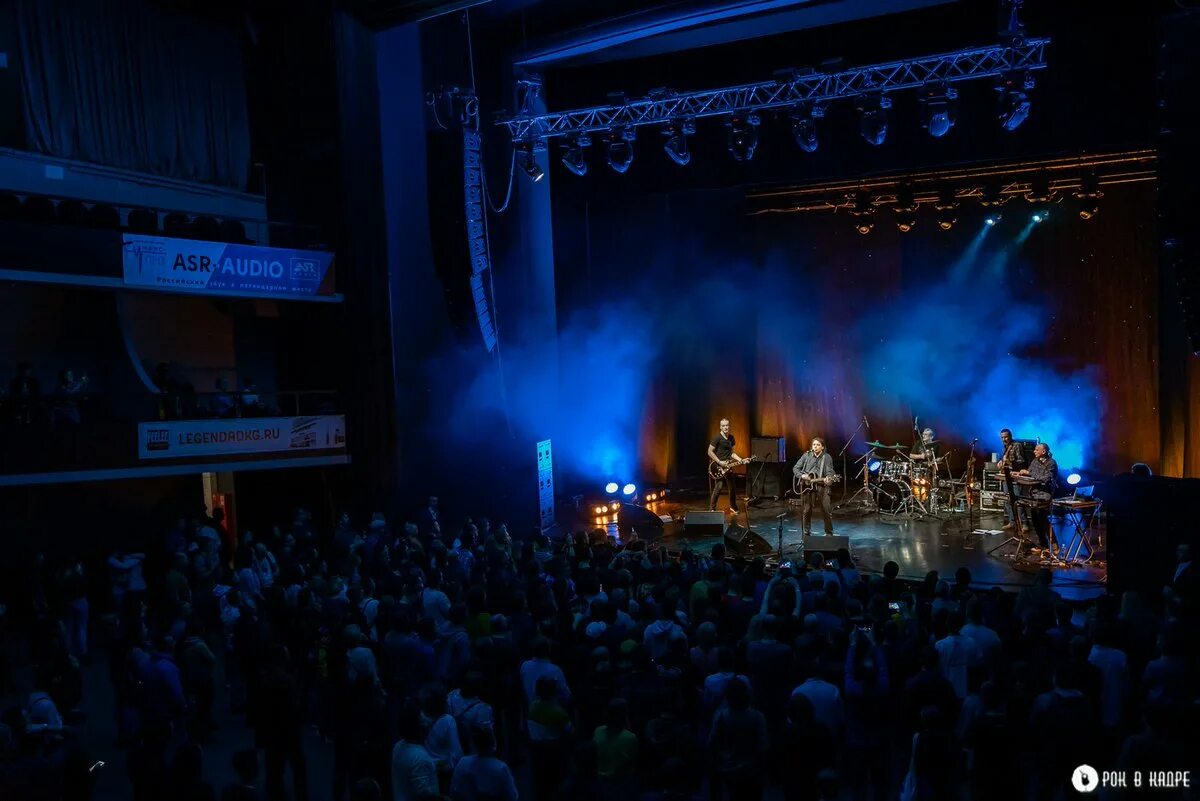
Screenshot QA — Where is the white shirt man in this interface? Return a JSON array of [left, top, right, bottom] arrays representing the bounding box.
[[935, 627, 982, 699]]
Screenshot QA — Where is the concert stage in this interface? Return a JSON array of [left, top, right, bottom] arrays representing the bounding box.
[[577, 490, 1107, 601]]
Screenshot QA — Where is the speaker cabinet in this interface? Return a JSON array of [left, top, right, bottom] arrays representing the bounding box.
[[751, 436, 787, 462], [802, 534, 850, 557], [724, 524, 774, 556], [683, 510, 726, 538]]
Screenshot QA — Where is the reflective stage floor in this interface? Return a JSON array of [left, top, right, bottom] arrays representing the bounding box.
[[575, 490, 1107, 601]]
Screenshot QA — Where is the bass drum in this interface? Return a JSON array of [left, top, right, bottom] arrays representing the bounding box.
[[875, 479, 912, 513]]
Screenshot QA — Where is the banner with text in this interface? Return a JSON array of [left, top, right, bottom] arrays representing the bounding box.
[[122, 234, 335, 298], [138, 416, 346, 460]]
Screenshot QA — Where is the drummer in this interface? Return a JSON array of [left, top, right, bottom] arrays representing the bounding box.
[[910, 427, 941, 462]]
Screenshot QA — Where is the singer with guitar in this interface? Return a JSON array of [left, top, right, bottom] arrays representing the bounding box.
[[793, 437, 838, 535], [708, 418, 747, 514]]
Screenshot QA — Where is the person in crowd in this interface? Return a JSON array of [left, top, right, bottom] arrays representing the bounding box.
[[2, 489, 1190, 801], [392, 707, 439, 801], [450, 725, 517, 801], [9, 361, 41, 423], [221, 749, 262, 801], [211, 377, 237, 418], [51, 368, 88, 426]]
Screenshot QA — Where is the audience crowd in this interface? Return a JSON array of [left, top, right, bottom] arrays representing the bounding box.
[[0, 497, 1196, 801]]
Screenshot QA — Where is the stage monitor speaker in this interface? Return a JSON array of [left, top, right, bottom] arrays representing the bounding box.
[[683, 511, 726, 538], [802, 535, 850, 557], [724, 524, 773, 556], [751, 436, 787, 463], [618, 503, 665, 533]]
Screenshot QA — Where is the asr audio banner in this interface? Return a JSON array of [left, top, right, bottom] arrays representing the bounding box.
[[138, 416, 346, 460], [122, 234, 335, 299]]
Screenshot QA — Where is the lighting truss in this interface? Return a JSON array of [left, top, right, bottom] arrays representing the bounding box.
[[744, 149, 1156, 217], [498, 39, 1049, 143]]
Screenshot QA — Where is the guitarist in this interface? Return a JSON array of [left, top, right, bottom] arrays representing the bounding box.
[[793, 437, 836, 535], [707, 418, 744, 514]]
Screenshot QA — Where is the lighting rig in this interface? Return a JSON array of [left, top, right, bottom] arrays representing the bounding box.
[[499, 33, 1049, 178], [745, 149, 1157, 233]]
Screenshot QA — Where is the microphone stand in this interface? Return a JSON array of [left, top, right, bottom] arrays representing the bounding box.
[[775, 510, 789, 565], [836, 417, 867, 506]]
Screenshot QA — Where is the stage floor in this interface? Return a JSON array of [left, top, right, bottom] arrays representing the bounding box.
[[575, 490, 1106, 601]]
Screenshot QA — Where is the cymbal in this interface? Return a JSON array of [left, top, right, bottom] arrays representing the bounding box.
[[866, 441, 908, 450]]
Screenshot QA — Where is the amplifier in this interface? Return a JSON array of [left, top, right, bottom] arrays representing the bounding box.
[[982, 467, 1002, 492], [750, 436, 787, 462]]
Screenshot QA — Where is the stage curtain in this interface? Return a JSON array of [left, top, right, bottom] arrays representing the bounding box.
[[15, 0, 251, 189]]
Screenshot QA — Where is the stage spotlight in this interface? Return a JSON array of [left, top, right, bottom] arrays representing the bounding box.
[[979, 181, 1009, 208], [790, 104, 822, 153], [662, 120, 696, 166], [998, 89, 1030, 131], [920, 86, 958, 138], [985, 214, 1002, 226], [1067, 473, 1082, 486], [516, 141, 545, 183], [856, 94, 892, 146], [934, 186, 959, 230], [996, 72, 1034, 132], [1025, 172, 1054, 203], [605, 482, 619, 494], [894, 183, 918, 232], [1074, 172, 1103, 220], [622, 483, 636, 496], [726, 113, 760, 162], [850, 189, 875, 234], [593, 506, 603, 515], [559, 135, 590, 177], [1031, 210, 1048, 223], [605, 128, 636, 174]]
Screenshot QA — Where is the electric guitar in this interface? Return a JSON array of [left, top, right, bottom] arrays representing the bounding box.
[[709, 455, 760, 481], [793, 473, 842, 495]]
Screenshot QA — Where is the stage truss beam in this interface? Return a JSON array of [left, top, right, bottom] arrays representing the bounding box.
[[498, 38, 1050, 142]]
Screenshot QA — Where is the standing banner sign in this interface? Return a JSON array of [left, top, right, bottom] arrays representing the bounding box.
[[123, 234, 335, 298], [138, 416, 346, 460]]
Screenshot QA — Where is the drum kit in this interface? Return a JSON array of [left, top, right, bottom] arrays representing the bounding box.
[[856, 440, 967, 517]]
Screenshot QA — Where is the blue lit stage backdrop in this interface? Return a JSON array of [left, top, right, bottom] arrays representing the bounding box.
[[420, 181, 1158, 491]]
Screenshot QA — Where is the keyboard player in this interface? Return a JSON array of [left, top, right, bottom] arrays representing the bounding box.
[[1015, 442, 1060, 550]]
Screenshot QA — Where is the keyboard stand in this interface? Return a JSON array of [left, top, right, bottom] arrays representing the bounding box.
[[1053, 498, 1103, 564]]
